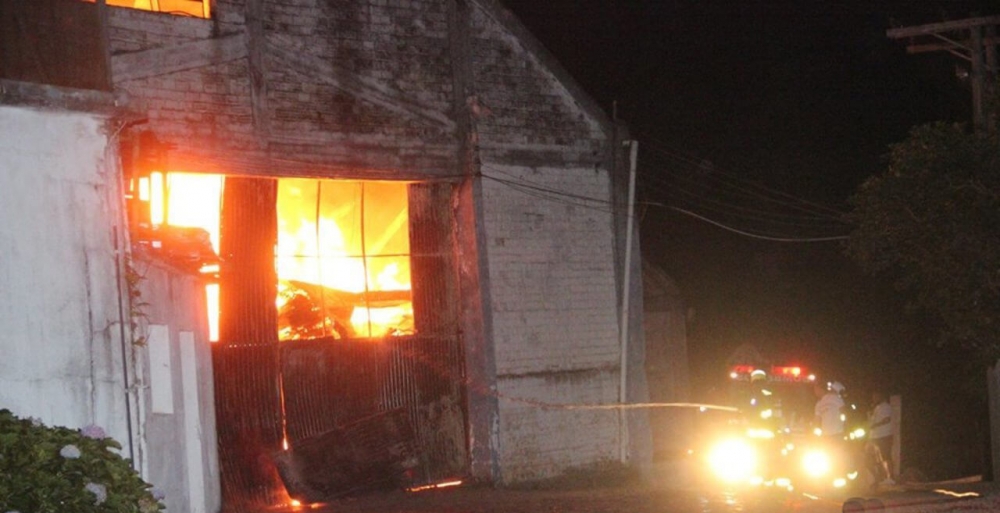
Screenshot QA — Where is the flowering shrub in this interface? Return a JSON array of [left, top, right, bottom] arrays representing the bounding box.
[[0, 409, 164, 513]]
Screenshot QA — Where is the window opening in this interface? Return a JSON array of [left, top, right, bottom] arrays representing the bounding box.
[[83, 0, 210, 19], [129, 171, 223, 340], [128, 172, 414, 343], [276, 179, 413, 341]]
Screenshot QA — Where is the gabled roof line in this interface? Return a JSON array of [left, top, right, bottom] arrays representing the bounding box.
[[471, 0, 615, 137]]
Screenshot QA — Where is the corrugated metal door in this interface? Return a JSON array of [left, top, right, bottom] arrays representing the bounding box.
[[213, 179, 468, 506]]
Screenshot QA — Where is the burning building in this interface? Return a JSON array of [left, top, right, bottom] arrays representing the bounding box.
[[2, 0, 650, 509]]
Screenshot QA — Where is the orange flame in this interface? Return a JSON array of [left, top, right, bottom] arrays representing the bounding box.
[[275, 179, 413, 340], [83, 0, 209, 18], [136, 173, 413, 342]]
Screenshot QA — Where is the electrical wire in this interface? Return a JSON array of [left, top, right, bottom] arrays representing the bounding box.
[[639, 155, 849, 225], [644, 149, 850, 223], [481, 168, 850, 242], [642, 139, 849, 218], [658, 205, 850, 242], [481, 165, 615, 205], [478, 171, 617, 216], [640, 173, 849, 228]]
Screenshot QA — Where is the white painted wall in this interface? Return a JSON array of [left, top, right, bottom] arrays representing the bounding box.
[[0, 103, 221, 512], [136, 259, 221, 513], [481, 164, 622, 482], [0, 105, 133, 450]]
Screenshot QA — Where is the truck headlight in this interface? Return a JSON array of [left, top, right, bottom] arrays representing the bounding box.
[[802, 449, 831, 477], [709, 439, 757, 483]]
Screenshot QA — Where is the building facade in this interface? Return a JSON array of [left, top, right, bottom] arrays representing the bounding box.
[[3, 0, 649, 509]]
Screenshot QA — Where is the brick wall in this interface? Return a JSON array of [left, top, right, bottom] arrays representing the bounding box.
[[109, 0, 459, 177], [471, 4, 607, 161], [481, 162, 621, 481], [108, 8, 211, 53], [496, 370, 619, 482]]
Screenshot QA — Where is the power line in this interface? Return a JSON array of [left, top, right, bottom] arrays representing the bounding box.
[[639, 171, 850, 228], [641, 139, 850, 218], [475, 160, 853, 242], [477, 166, 851, 241], [653, 204, 850, 242], [481, 166, 614, 206], [478, 172, 616, 216], [641, 152, 849, 224]]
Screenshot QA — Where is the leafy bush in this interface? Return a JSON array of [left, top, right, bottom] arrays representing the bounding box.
[[0, 409, 164, 513]]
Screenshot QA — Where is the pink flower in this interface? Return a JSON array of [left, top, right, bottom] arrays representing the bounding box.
[[80, 424, 107, 439]]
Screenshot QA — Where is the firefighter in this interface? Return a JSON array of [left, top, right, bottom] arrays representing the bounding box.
[[747, 369, 779, 432], [867, 390, 895, 486], [813, 381, 845, 438]]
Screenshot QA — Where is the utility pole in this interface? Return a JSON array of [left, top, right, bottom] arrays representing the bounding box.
[[888, 15, 1000, 482], [887, 15, 1000, 132]]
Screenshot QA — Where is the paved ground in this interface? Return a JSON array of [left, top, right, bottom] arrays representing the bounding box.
[[265, 484, 841, 513], [262, 483, 999, 513], [252, 464, 1000, 513]]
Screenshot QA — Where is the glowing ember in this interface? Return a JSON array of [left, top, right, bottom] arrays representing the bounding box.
[[407, 479, 463, 492]]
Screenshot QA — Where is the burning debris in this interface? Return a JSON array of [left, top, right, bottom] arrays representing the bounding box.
[[277, 280, 415, 341], [132, 223, 219, 273], [272, 408, 421, 502]]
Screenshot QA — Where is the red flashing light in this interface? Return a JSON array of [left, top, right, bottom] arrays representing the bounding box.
[[773, 366, 803, 377]]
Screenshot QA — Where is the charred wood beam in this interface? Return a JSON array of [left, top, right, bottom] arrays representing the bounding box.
[[0, 79, 120, 115], [447, 0, 499, 485], [219, 176, 279, 345], [267, 33, 455, 131], [163, 145, 461, 181], [245, 0, 269, 138], [111, 33, 247, 83]]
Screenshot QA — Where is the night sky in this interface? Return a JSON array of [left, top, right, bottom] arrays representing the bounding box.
[[501, 0, 999, 478]]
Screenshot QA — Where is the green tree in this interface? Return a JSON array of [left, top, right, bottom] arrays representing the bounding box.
[[845, 122, 1000, 363]]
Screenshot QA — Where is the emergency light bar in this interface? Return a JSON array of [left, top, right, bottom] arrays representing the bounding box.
[[773, 366, 802, 378], [729, 365, 817, 383]]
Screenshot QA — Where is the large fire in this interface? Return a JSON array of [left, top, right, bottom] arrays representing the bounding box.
[[136, 173, 414, 342]]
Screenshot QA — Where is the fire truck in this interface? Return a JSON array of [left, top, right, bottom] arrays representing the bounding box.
[[692, 363, 866, 494]]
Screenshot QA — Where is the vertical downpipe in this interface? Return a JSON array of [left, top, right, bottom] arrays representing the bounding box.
[[618, 141, 638, 462], [111, 172, 137, 468]]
